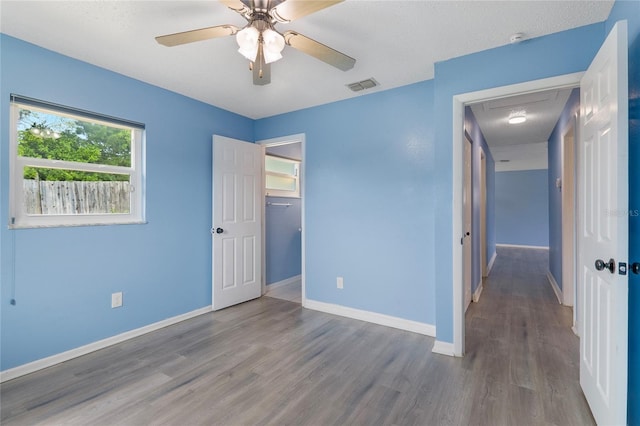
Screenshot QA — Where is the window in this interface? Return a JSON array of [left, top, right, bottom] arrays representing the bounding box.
[[9, 96, 145, 228], [265, 154, 300, 198]]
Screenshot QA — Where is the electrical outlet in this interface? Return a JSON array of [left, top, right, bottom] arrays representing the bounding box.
[[111, 292, 123, 308], [337, 276, 344, 289]]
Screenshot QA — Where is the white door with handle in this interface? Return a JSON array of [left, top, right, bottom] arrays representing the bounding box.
[[578, 20, 628, 425], [212, 135, 263, 311]]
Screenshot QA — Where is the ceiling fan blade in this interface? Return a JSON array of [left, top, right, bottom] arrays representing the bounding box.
[[270, 0, 343, 23], [155, 25, 239, 47], [219, 0, 249, 12], [284, 31, 355, 71]]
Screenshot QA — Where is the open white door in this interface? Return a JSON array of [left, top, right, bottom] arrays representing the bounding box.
[[212, 135, 263, 311], [578, 21, 628, 425]]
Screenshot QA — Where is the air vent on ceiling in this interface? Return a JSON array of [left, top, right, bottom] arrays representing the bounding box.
[[347, 78, 379, 92]]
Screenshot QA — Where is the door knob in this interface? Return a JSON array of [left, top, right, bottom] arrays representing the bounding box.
[[216, 227, 224, 234], [632, 263, 640, 275], [595, 258, 615, 274]]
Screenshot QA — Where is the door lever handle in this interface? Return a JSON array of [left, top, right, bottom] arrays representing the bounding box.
[[632, 263, 640, 275], [595, 258, 616, 274]]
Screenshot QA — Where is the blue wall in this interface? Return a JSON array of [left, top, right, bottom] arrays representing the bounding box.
[[495, 170, 549, 247], [547, 88, 580, 289], [433, 22, 606, 343], [0, 35, 254, 371], [605, 1, 640, 423], [255, 81, 436, 324], [464, 107, 496, 294]]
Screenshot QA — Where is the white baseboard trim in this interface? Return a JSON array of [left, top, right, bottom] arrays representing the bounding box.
[[472, 281, 483, 303], [0, 306, 212, 383], [546, 271, 563, 305], [266, 274, 301, 291], [486, 251, 497, 275], [496, 243, 549, 250], [432, 340, 456, 356], [303, 299, 435, 337]]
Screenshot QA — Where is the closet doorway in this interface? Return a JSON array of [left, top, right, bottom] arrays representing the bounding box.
[[257, 134, 305, 304]]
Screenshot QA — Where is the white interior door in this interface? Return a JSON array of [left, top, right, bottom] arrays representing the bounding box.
[[463, 136, 472, 311], [578, 20, 628, 425], [212, 135, 263, 311]]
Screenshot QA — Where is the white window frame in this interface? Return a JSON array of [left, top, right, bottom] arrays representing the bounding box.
[[9, 98, 145, 228], [265, 154, 300, 198]]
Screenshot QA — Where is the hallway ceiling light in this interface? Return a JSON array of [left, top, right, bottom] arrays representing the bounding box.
[[508, 109, 527, 124]]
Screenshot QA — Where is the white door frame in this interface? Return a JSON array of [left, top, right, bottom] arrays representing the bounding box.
[[256, 133, 306, 303], [480, 149, 487, 279], [463, 134, 473, 312], [562, 119, 577, 311], [451, 72, 583, 357]]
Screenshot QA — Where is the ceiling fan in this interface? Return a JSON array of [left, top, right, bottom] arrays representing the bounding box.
[[155, 0, 356, 85]]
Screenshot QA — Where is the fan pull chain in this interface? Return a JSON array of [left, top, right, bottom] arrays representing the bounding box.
[[258, 42, 265, 78]]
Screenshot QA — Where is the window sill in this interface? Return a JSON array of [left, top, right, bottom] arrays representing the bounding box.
[[9, 220, 148, 230]]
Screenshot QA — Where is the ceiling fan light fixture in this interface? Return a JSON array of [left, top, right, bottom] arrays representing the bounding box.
[[236, 26, 260, 61], [262, 28, 285, 64], [508, 110, 527, 124], [263, 49, 283, 64]]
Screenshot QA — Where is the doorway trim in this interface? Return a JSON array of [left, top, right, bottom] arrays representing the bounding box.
[[480, 149, 487, 279], [463, 134, 473, 313], [451, 72, 583, 357], [561, 117, 577, 314], [256, 133, 306, 303]]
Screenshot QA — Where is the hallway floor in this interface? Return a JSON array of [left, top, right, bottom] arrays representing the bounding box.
[[464, 246, 594, 425]]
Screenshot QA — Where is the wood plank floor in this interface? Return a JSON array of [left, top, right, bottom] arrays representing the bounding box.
[[265, 279, 302, 303], [1, 247, 594, 425]]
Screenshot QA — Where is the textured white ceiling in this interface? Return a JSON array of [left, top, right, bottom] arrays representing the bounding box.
[[470, 87, 574, 171], [491, 142, 549, 172], [471, 89, 573, 148], [0, 0, 613, 119]]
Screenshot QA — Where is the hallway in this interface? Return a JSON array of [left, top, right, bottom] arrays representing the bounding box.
[[464, 246, 594, 425]]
